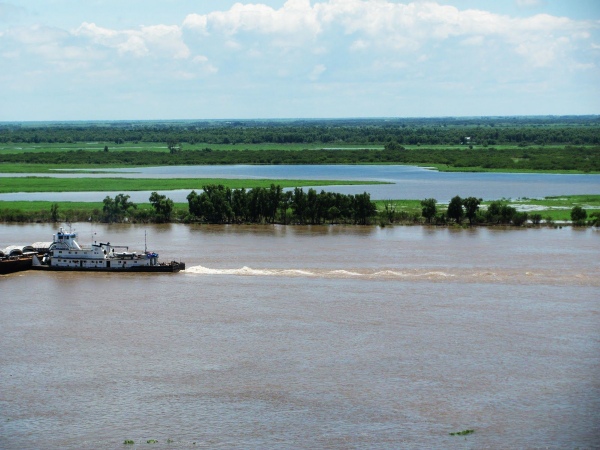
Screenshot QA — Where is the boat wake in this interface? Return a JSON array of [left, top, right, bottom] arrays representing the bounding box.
[[185, 265, 455, 280], [184, 265, 599, 285]]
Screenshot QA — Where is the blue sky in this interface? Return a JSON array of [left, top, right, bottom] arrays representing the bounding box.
[[1, 0, 599, 120]]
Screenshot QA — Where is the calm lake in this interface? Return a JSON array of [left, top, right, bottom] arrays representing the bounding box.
[[1, 165, 599, 202], [1, 223, 598, 449]]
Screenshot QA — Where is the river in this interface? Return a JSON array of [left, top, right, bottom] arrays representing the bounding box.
[[1, 223, 598, 449], [1, 165, 599, 202]]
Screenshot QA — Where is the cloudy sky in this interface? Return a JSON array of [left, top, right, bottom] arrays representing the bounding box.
[[1, 0, 599, 120]]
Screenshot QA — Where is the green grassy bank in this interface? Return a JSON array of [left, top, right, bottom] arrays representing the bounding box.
[[375, 195, 600, 222], [2, 195, 598, 224], [0, 177, 387, 193]]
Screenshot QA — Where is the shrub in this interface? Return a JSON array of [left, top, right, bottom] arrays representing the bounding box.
[[512, 211, 528, 226]]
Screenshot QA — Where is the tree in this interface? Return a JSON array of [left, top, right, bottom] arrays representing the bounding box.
[[306, 188, 319, 224], [530, 213, 542, 225], [485, 201, 502, 224], [384, 142, 405, 152], [188, 186, 235, 223], [149, 192, 174, 222], [462, 197, 482, 225], [500, 204, 517, 224], [327, 206, 340, 224], [279, 191, 293, 225], [115, 193, 136, 214], [292, 187, 307, 224], [50, 203, 59, 222], [512, 211, 528, 226], [420, 198, 437, 224], [266, 184, 282, 223], [167, 139, 181, 154], [204, 184, 233, 223], [187, 190, 202, 218], [570, 206, 587, 225], [353, 192, 377, 225], [447, 195, 464, 223], [232, 188, 249, 223], [102, 194, 137, 223]]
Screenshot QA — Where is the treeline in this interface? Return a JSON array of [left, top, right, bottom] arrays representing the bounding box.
[[1, 116, 599, 146], [2, 187, 598, 227], [419, 196, 599, 227], [0, 186, 377, 225], [186, 185, 376, 225], [1, 146, 599, 172]]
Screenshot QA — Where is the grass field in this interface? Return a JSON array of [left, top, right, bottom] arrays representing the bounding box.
[[0, 142, 584, 154], [0, 142, 383, 154], [375, 196, 600, 222], [0, 177, 387, 193], [2, 142, 597, 175], [420, 164, 598, 174]]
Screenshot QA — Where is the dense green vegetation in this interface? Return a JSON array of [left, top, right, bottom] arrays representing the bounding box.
[[1, 118, 597, 227], [1, 117, 599, 172], [2, 116, 599, 146], [1, 192, 598, 227], [0, 145, 598, 172]]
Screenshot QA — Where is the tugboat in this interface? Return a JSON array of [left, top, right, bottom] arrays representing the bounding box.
[[31, 228, 185, 273]]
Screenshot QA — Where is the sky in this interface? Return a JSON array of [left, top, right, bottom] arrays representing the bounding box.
[[0, 0, 599, 120]]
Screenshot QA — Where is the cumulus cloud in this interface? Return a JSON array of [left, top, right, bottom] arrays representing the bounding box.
[[74, 22, 190, 59], [185, 0, 320, 37], [2, 1, 594, 73], [1, 0, 599, 119], [179, 0, 595, 69]]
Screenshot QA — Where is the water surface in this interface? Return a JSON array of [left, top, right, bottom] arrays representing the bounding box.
[[1, 165, 598, 202], [1, 224, 598, 448]]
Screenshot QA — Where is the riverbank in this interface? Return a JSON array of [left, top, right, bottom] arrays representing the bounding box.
[[1, 195, 599, 225]]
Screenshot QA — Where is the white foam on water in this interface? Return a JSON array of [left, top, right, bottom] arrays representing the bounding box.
[[329, 269, 363, 277], [184, 265, 456, 280]]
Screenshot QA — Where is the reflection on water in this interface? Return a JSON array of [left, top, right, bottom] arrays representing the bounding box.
[[1, 224, 599, 449]]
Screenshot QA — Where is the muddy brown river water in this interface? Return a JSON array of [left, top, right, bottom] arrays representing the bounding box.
[[1, 223, 599, 448]]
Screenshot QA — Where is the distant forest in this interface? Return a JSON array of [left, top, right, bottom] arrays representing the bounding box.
[[1, 116, 599, 146], [1, 145, 598, 172], [1, 117, 599, 172]]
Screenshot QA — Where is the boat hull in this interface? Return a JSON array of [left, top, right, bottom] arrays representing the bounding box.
[[31, 261, 185, 273], [0, 256, 33, 275]]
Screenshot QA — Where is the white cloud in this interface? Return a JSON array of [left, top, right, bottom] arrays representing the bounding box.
[[8, 24, 69, 45], [182, 13, 208, 34], [1, 0, 599, 119], [5, 1, 593, 73], [192, 55, 218, 74], [184, 0, 321, 46], [74, 22, 190, 59], [182, 1, 597, 69]]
